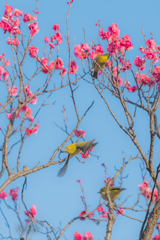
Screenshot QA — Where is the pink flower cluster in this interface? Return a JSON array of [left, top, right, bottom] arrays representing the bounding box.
[[136, 73, 154, 86], [0, 191, 8, 200], [74, 43, 90, 60], [40, 57, 66, 74], [81, 148, 93, 159], [134, 56, 145, 70], [139, 39, 158, 63], [9, 86, 17, 96], [51, 30, 62, 45], [139, 180, 158, 203], [29, 45, 38, 58], [105, 177, 114, 187], [75, 129, 86, 137], [0, 60, 10, 81], [116, 208, 125, 215], [124, 81, 137, 93], [9, 187, 19, 201], [69, 60, 78, 74], [97, 206, 109, 219], [25, 123, 39, 136], [25, 205, 37, 222], [74, 232, 94, 240], [98, 23, 133, 55], [152, 235, 160, 240]]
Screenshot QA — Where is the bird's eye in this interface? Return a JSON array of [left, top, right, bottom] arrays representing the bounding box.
[[67, 147, 70, 150]]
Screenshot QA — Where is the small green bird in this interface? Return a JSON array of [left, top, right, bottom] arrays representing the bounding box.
[[58, 139, 98, 177], [99, 186, 126, 201], [92, 53, 110, 78]]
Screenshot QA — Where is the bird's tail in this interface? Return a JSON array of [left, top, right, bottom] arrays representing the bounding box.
[[92, 71, 98, 79], [57, 155, 72, 177]]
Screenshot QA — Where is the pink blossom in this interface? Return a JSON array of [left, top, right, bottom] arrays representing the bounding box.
[[7, 113, 13, 120], [79, 210, 86, 220], [74, 232, 82, 240], [144, 51, 158, 62], [14, 18, 20, 27], [49, 44, 55, 49], [152, 235, 160, 240], [23, 13, 37, 22], [139, 47, 146, 54], [24, 107, 32, 118], [97, 206, 103, 212], [0, 20, 11, 33], [32, 123, 39, 134], [29, 117, 34, 122], [9, 187, 19, 201], [30, 96, 37, 104], [114, 75, 123, 86], [117, 208, 125, 215], [44, 36, 50, 43], [26, 128, 33, 136], [75, 129, 86, 137], [107, 43, 116, 55], [57, 37, 63, 44], [5, 5, 13, 13], [11, 27, 21, 35], [153, 189, 158, 203], [136, 73, 154, 86], [146, 39, 156, 51], [0, 66, 4, 74], [69, 60, 78, 74], [5, 60, 10, 67], [88, 211, 94, 219], [0, 191, 7, 200], [81, 152, 90, 159], [25, 205, 37, 221], [29, 45, 38, 58], [9, 86, 18, 96], [55, 58, 64, 70], [28, 22, 39, 36], [134, 56, 145, 68], [74, 44, 89, 60], [13, 9, 23, 17], [77, 179, 81, 183], [120, 59, 132, 72], [82, 43, 90, 52], [60, 68, 67, 76], [119, 35, 133, 51], [101, 211, 109, 219], [7, 37, 20, 46], [89, 51, 96, 60], [3, 72, 9, 80], [99, 30, 110, 40], [95, 44, 103, 55], [41, 58, 49, 73], [157, 46, 160, 52], [105, 177, 114, 186], [83, 232, 94, 240], [108, 23, 120, 39], [53, 24, 60, 31]]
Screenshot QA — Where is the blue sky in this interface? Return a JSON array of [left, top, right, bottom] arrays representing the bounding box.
[[0, 0, 160, 239]]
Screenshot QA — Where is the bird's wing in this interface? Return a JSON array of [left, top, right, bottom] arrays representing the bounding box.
[[81, 140, 96, 153]]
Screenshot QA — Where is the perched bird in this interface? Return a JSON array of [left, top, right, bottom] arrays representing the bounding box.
[[99, 186, 126, 201], [92, 53, 110, 78], [58, 139, 98, 177]]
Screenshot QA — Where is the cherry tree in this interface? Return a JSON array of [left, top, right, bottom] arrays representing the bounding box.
[[0, 1, 160, 240]]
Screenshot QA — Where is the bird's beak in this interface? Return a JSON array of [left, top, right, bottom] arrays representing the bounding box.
[[97, 191, 100, 194]]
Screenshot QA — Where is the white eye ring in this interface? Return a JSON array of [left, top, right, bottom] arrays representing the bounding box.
[[68, 147, 70, 150]]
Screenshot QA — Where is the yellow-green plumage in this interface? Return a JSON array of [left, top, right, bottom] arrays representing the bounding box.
[[92, 53, 110, 78], [99, 186, 126, 201], [58, 140, 98, 177]]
